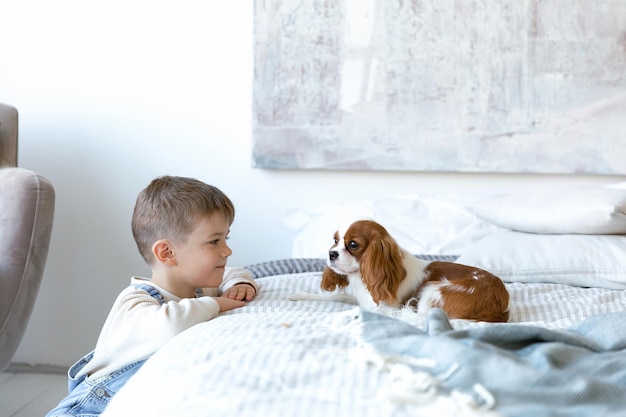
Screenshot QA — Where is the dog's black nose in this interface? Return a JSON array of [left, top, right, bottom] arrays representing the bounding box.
[[329, 250, 339, 261]]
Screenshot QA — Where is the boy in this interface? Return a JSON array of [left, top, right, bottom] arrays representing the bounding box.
[[46, 176, 257, 417]]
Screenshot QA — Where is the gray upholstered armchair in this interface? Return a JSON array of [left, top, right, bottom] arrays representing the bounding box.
[[0, 102, 55, 372]]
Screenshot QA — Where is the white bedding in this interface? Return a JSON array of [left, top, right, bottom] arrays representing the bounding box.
[[102, 187, 626, 416], [101, 271, 626, 417]]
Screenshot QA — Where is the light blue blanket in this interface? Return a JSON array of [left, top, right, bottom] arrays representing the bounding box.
[[361, 309, 626, 417]]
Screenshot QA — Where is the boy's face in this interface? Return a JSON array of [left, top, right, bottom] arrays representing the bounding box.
[[172, 214, 232, 289]]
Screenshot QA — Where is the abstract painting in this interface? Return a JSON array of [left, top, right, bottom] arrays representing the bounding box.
[[253, 0, 626, 174]]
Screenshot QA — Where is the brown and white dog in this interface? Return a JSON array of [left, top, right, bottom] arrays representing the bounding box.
[[291, 219, 510, 322]]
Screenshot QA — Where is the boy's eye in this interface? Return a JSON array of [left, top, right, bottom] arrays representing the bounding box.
[[209, 236, 229, 245]]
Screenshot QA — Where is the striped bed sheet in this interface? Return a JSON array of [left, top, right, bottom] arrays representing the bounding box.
[[101, 258, 626, 417], [244, 255, 460, 279]]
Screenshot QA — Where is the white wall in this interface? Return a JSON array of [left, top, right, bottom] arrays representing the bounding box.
[[1, 0, 622, 368]]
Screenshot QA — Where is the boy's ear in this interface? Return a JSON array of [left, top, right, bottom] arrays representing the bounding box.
[[152, 239, 176, 265]]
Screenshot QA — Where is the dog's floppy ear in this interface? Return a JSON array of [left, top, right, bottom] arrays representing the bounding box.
[[321, 267, 349, 292], [360, 233, 405, 305]]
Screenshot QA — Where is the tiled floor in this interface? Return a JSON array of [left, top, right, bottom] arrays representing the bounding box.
[[0, 371, 67, 417]]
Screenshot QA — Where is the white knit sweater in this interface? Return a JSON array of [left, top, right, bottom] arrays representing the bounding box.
[[77, 267, 257, 380]]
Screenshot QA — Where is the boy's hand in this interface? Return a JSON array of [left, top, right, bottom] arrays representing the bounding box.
[[222, 284, 256, 301], [213, 296, 245, 312]]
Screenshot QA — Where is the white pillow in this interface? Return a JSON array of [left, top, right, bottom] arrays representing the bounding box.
[[466, 187, 626, 234], [284, 194, 505, 258], [456, 231, 626, 289]]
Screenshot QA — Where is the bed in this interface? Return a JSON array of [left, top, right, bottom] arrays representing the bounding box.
[[101, 185, 626, 417]]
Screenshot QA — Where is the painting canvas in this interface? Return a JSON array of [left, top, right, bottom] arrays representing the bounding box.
[[253, 0, 626, 174]]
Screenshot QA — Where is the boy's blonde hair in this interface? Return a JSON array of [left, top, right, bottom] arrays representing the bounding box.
[[131, 176, 235, 265]]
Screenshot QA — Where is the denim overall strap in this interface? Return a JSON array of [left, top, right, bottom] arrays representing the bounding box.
[[67, 351, 95, 392], [132, 283, 166, 305]]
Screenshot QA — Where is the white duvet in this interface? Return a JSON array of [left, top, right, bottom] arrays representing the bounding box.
[[101, 271, 626, 417]]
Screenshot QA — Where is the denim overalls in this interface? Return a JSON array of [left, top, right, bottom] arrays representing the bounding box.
[[45, 284, 165, 417]]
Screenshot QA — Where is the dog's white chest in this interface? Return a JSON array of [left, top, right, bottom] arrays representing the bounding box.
[[348, 275, 379, 311]]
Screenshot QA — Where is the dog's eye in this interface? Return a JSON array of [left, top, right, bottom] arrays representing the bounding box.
[[333, 238, 339, 244], [348, 241, 358, 250]]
